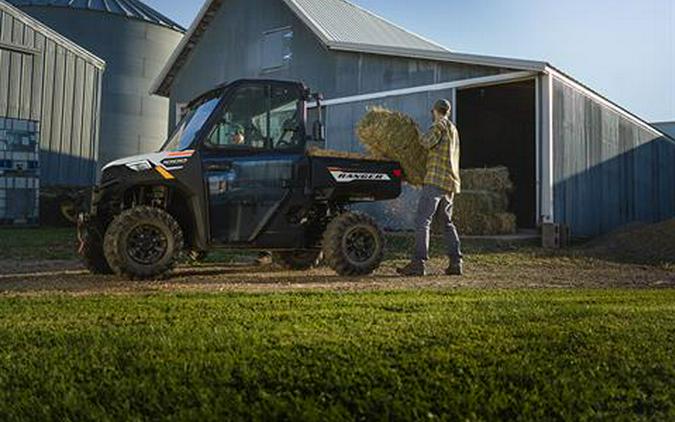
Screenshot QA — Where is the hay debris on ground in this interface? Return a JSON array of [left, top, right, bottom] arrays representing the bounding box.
[[356, 107, 426, 186], [583, 219, 675, 266]]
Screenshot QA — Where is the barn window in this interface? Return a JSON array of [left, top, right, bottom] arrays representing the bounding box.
[[261, 27, 293, 72]]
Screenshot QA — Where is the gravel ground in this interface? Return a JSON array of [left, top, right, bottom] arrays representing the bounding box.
[[0, 255, 672, 296]]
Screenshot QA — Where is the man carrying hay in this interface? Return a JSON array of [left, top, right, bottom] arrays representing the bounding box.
[[397, 99, 463, 277]]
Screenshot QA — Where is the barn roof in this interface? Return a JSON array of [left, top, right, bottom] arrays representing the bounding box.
[[0, 0, 105, 69], [285, 0, 448, 54], [7, 0, 185, 32], [150, 0, 548, 97]]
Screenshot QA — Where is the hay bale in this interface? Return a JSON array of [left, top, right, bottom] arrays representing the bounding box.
[[453, 212, 517, 236], [356, 107, 427, 186], [461, 167, 514, 192], [431, 190, 514, 235], [454, 190, 509, 216]]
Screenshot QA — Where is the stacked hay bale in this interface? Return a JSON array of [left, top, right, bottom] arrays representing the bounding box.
[[356, 107, 518, 236], [450, 167, 517, 236]]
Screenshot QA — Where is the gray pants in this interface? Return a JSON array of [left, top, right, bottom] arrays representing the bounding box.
[[414, 185, 462, 263]]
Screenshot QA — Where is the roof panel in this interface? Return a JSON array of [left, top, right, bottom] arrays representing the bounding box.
[[285, 0, 448, 53], [7, 0, 185, 32]]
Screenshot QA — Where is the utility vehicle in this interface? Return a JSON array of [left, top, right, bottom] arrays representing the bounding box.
[[78, 79, 402, 279]]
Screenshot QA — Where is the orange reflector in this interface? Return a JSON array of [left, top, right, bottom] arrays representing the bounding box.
[[155, 166, 175, 180]]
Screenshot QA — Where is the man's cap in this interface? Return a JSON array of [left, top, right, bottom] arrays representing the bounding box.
[[433, 99, 452, 115]]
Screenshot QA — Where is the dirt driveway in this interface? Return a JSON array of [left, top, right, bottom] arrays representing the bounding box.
[[1, 254, 672, 296]]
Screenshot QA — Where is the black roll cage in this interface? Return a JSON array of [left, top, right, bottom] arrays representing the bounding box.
[[170, 79, 311, 156]]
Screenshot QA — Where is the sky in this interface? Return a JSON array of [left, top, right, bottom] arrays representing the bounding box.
[[145, 0, 675, 123]]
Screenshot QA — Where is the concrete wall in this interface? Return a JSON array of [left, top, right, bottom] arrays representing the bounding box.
[[0, 6, 103, 187], [16, 7, 183, 169], [552, 78, 675, 237]]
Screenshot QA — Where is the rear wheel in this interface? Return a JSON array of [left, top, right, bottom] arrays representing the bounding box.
[[104, 206, 184, 280], [272, 250, 322, 270], [322, 212, 385, 276]]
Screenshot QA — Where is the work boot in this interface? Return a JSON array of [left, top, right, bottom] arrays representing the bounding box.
[[445, 260, 464, 276], [397, 261, 427, 277]]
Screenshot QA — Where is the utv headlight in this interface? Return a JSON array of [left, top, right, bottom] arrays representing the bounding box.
[[126, 161, 153, 172]]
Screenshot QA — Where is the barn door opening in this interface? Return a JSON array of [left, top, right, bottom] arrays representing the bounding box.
[[456, 80, 537, 228]]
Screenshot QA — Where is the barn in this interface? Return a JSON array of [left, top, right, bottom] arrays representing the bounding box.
[[0, 0, 104, 187], [151, 0, 675, 238]]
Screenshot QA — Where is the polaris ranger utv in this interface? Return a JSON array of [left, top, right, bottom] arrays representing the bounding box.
[[78, 79, 403, 279]]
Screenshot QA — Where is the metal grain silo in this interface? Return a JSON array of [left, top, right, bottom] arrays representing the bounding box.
[[8, 0, 185, 170]]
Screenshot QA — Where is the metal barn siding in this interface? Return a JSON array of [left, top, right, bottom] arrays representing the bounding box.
[[166, 0, 512, 129], [10, 1, 184, 169], [0, 2, 104, 187], [552, 77, 675, 237]]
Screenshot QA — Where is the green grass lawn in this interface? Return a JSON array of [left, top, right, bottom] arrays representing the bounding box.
[[0, 227, 77, 261], [0, 289, 673, 420]]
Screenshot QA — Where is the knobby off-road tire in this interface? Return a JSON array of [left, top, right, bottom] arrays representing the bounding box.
[[80, 226, 113, 275], [272, 250, 322, 271], [104, 206, 184, 280], [322, 212, 385, 277]]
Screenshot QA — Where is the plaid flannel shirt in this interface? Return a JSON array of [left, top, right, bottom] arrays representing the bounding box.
[[419, 117, 461, 194]]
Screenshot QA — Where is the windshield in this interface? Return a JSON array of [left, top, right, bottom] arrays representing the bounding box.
[[161, 96, 220, 152]]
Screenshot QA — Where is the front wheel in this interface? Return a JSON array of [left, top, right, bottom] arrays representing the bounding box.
[[79, 220, 113, 275], [103, 206, 184, 280], [322, 212, 385, 277]]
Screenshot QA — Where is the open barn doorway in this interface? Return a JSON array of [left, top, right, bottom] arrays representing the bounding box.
[[456, 80, 537, 228]]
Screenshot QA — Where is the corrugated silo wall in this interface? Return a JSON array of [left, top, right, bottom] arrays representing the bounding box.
[[0, 8, 103, 187], [552, 78, 675, 237], [15, 7, 183, 170]]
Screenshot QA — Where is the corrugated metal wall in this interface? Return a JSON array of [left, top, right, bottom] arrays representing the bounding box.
[[13, 6, 183, 170], [0, 5, 103, 187], [168, 0, 511, 129], [552, 78, 675, 237]]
